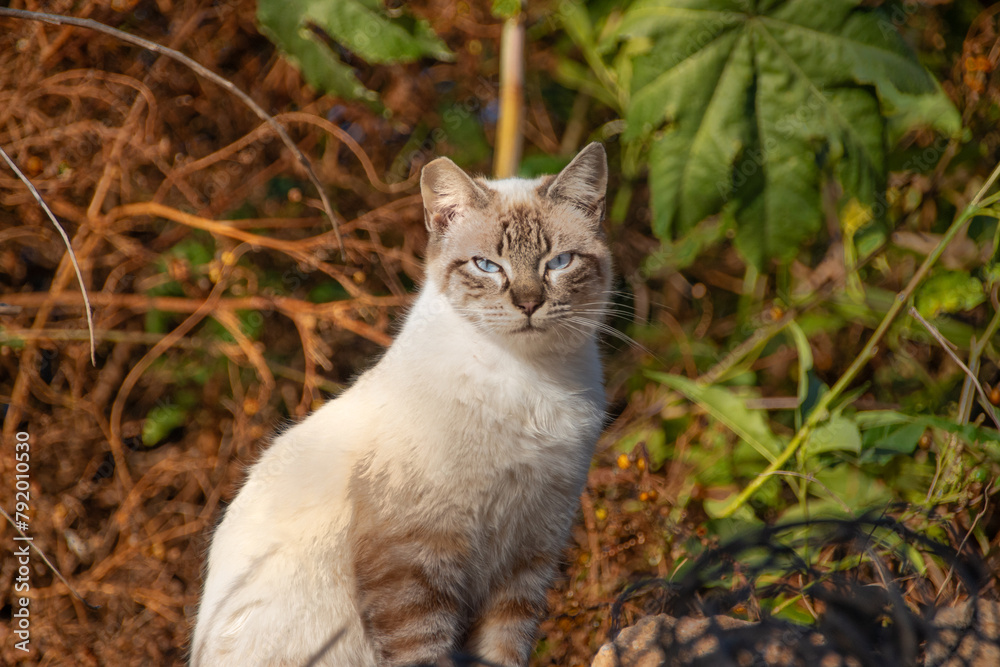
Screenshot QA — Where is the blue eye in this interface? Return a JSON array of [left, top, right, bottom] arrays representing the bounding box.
[[473, 257, 501, 273], [546, 252, 573, 271]]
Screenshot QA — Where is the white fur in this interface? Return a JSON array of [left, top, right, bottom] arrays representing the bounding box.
[[191, 273, 606, 665]]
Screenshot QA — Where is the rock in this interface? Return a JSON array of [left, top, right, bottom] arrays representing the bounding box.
[[591, 600, 1000, 667], [590, 614, 754, 667], [924, 599, 1000, 667]]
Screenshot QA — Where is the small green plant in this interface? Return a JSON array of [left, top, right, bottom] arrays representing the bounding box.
[[619, 167, 1000, 535]]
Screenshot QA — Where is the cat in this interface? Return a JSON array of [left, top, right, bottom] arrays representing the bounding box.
[[191, 142, 612, 667]]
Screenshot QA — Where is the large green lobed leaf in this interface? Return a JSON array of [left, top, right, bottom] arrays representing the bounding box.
[[617, 0, 959, 266]]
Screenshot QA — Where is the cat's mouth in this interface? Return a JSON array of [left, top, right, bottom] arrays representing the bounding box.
[[512, 320, 543, 334]]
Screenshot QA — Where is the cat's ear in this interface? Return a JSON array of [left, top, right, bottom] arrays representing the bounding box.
[[420, 157, 490, 235], [546, 142, 607, 221]]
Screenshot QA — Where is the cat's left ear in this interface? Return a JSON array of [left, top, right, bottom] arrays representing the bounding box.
[[421, 157, 490, 236], [546, 142, 607, 222]]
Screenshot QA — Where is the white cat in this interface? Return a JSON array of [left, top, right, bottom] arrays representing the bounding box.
[[192, 143, 612, 666]]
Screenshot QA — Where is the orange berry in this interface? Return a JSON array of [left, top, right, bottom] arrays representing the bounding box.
[[26, 155, 44, 175]]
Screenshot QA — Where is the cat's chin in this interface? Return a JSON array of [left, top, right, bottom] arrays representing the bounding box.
[[484, 320, 596, 355]]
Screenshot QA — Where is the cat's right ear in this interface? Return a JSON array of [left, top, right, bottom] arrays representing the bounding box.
[[546, 142, 607, 222], [420, 157, 490, 236]]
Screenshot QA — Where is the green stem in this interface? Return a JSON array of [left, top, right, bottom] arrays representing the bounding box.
[[958, 294, 1000, 424], [575, 37, 627, 113], [733, 265, 761, 349], [719, 159, 1000, 518], [609, 181, 634, 225], [558, 2, 628, 113]]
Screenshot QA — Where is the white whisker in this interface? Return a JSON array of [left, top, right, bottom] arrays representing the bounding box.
[[565, 316, 655, 357]]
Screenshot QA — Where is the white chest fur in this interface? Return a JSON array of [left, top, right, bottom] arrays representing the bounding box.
[[369, 288, 604, 484]]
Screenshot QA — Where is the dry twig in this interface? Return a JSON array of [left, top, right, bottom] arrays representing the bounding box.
[[909, 305, 1000, 430], [0, 505, 99, 609], [0, 144, 96, 364]]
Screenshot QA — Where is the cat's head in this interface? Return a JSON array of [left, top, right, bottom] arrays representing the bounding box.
[[420, 143, 612, 352]]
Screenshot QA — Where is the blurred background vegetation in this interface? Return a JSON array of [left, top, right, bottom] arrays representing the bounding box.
[[0, 0, 999, 664]]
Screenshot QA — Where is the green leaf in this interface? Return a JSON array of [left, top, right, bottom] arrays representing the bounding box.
[[882, 80, 962, 143], [308, 282, 351, 303], [438, 103, 492, 166], [0, 330, 25, 349], [854, 410, 1000, 444], [168, 237, 214, 267], [769, 601, 818, 626], [617, 426, 670, 469], [257, 0, 452, 102], [142, 403, 189, 447], [642, 28, 750, 240], [640, 211, 733, 273], [806, 415, 862, 457], [860, 420, 925, 465], [648, 371, 784, 461], [559, 0, 596, 54], [853, 409, 1000, 467], [519, 154, 573, 178], [787, 321, 813, 416], [145, 309, 174, 334], [617, 0, 959, 266], [491, 0, 521, 19], [853, 410, 913, 429], [554, 54, 621, 111], [813, 464, 890, 510], [983, 262, 1000, 289], [915, 271, 986, 318]]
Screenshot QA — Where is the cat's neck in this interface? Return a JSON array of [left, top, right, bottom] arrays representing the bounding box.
[[385, 280, 599, 382]]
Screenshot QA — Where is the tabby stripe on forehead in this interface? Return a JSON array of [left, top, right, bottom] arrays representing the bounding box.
[[500, 206, 551, 256], [528, 213, 551, 257], [538, 223, 552, 257]]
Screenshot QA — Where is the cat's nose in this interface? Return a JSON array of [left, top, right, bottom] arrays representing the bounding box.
[[516, 299, 542, 316]]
